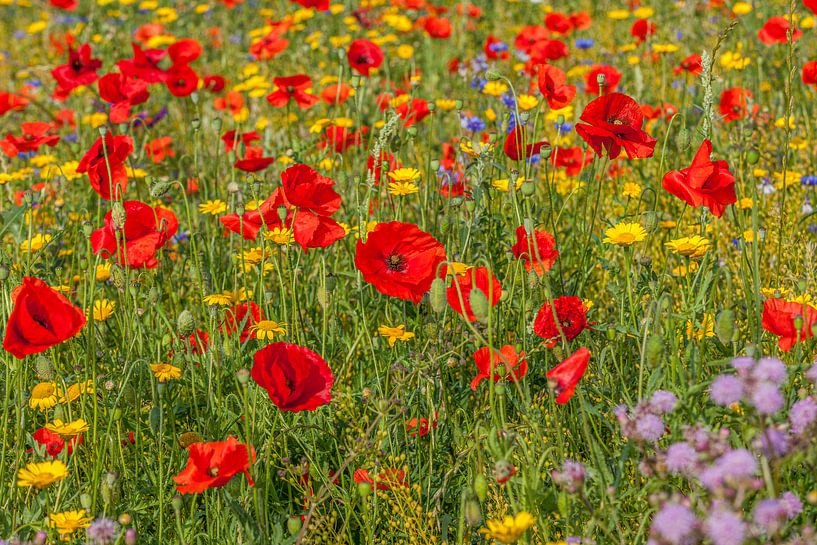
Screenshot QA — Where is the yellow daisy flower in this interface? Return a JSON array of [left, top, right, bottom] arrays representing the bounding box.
[[150, 363, 182, 382], [251, 320, 288, 340], [665, 235, 710, 259], [199, 200, 228, 215], [603, 222, 647, 246], [377, 324, 415, 347], [17, 460, 69, 489], [50, 510, 94, 539], [387, 168, 421, 183], [388, 181, 419, 196], [46, 418, 90, 438], [29, 382, 60, 411], [479, 511, 535, 543]]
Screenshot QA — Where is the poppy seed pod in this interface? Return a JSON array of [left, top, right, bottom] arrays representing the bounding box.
[[287, 516, 302, 536], [468, 288, 490, 322], [485, 69, 501, 81], [464, 499, 482, 526], [171, 494, 183, 513], [35, 355, 54, 380], [645, 334, 664, 368], [675, 127, 690, 151]]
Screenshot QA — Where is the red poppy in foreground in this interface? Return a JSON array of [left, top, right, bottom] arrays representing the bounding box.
[[761, 299, 817, 352], [353, 468, 406, 490], [534, 296, 590, 348], [547, 347, 591, 404], [251, 342, 334, 411], [266, 74, 320, 109], [504, 126, 549, 161], [537, 63, 576, 110], [347, 39, 384, 76], [471, 345, 528, 390], [173, 436, 255, 494], [575, 93, 656, 160], [511, 225, 559, 275], [77, 133, 134, 200], [3, 277, 86, 359], [447, 266, 502, 322], [355, 221, 447, 303], [662, 139, 735, 218], [90, 201, 178, 269]]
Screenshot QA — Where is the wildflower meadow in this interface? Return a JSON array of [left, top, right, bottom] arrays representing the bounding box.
[[2, 0, 817, 543]]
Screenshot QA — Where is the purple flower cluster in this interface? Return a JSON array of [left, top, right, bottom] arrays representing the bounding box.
[[710, 357, 787, 415], [551, 459, 587, 494], [615, 390, 677, 444]]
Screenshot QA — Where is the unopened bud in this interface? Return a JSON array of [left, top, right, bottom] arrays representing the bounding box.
[[645, 334, 664, 368], [469, 288, 490, 322], [485, 69, 502, 81], [464, 499, 482, 526], [473, 474, 488, 502], [287, 515, 302, 536], [177, 310, 194, 336], [429, 277, 447, 313], [715, 309, 735, 344], [111, 202, 127, 230]]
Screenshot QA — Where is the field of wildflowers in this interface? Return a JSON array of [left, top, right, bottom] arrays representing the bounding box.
[[2, 0, 817, 543]]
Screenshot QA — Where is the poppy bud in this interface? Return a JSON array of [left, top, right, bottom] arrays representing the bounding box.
[[357, 481, 372, 498], [430, 159, 439, 171], [539, 145, 552, 159], [150, 180, 173, 198], [171, 494, 184, 513], [464, 499, 482, 526], [429, 277, 447, 313], [80, 493, 92, 509], [596, 72, 606, 89], [715, 309, 735, 344], [746, 149, 760, 165], [227, 182, 240, 194], [100, 472, 119, 507], [177, 310, 194, 336], [287, 516, 302, 536], [645, 334, 664, 368], [469, 288, 490, 322], [675, 127, 690, 151], [407, 126, 418, 138], [465, 199, 476, 212], [236, 368, 251, 385], [485, 69, 502, 81], [606, 327, 617, 341], [35, 355, 54, 380], [493, 459, 516, 483], [521, 180, 535, 197], [455, 99, 463, 110], [111, 201, 127, 230], [82, 221, 93, 237], [473, 474, 488, 502], [277, 205, 288, 223]]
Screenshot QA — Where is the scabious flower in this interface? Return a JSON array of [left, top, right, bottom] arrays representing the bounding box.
[[704, 510, 746, 545], [635, 414, 666, 443], [551, 460, 586, 494], [650, 502, 699, 545], [751, 382, 783, 415], [710, 375, 744, 406], [665, 442, 698, 474], [650, 391, 678, 413], [86, 518, 118, 545], [789, 397, 817, 435], [699, 449, 757, 492]]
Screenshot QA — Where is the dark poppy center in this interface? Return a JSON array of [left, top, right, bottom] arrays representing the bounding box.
[[386, 253, 407, 272], [208, 466, 219, 477], [357, 55, 371, 64], [286, 86, 295, 94], [71, 60, 83, 72], [175, 79, 187, 88]]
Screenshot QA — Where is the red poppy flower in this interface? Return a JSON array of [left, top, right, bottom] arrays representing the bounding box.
[[98, 73, 149, 123], [803, 61, 817, 87], [547, 347, 591, 404], [570, 11, 592, 30], [0, 122, 60, 158], [470, 345, 528, 390], [280, 164, 341, 215], [641, 102, 678, 122], [806, 0, 817, 15], [504, 126, 549, 161], [221, 302, 262, 342], [661, 139, 735, 218], [251, 342, 334, 411], [49, 0, 77, 9], [173, 436, 255, 494], [203, 75, 226, 92], [447, 266, 502, 322], [291, 0, 329, 9], [347, 39, 384, 76], [719, 87, 756, 122], [164, 64, 199, 97], [52, 44, 101, 99], [266, 74, 319, 109], [537, 64, 576, 110], [761, 299, 817, 352], [249, 30, 289, 60], [0, 92, 29, 116], [406, 414, 438, 437], [674, 53, 703, 76], [355, 221, 446, 304], [423, 16, 451, 39], [235, 146, 275, 172], [545, 12, 572, 34], [534, 296, 589, 348], [321, 83, 353, 105], [221, 130, 260, 152], [319, 125, 367, 154], [90, 201, 178, 269], [30, 428, 81, 457], [514, 25, 549, 53], [3, 277, 86, 359], [585, 65, 621, 95], [77, 133, 134, 200], [353, 468, 406, 490], [551, 146, 593, 176], [145, 136, 175, 164], [527, 39, 569, 67], [117, 43, 167, 83], [511, 225, 559, 275], [395, 98, 431, 127], [575, 93, 657, 159], [631, 19, 656, 43], [758, 16, 802, 45]]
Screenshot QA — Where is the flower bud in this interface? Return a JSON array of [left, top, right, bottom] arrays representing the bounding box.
[[485, 69, 502, 81], [465, 199, 476, 213], [464, 499, 482, 526], [171, 494, 184, 513], [150, 180, 173, 198], [82, 221, 94, 237], [236, 368, 251, 385], [429, 277, 447, 313], [80, 493, 92, 509], [715, 309, 735, 344], [473, 474, 488, 502], [125, 528, 137, 545], [746, 149, 760, 165], [35, 355, 54, 380], [177, 310, 194, 336], [520, 180, 535, 197], [111, 201, 127, 230], [469, 288, 490, 322], [645, 334, 664, 368], [287, 516, 302, 536], [357, 481, 372, 498]]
